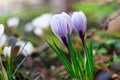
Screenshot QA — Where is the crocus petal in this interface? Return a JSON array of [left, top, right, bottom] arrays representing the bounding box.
[[16, 40, 33, 56], [0, 34, 7, 47], [3, 46, 12, 57], [0, 24, 4, 38], [22, 42, 33, 56], [50, 14, 67, 38], [72, 11, 87, 35], [60, 12, 73, 35]]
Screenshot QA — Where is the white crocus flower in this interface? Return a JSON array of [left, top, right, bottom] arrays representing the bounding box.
[[3, 46, 12, 57], [0, 24, 4, 38], [22, 42, 33, 56], [33, 27, 43, 36], [38, 13, 52, 28], [7, 17, 19, 28], [24, 23, 33, 33], [31, 13, 52, 36], [0, 34, 7, 47], [16, 40, 34, 56], [31, 13, 52, 29]]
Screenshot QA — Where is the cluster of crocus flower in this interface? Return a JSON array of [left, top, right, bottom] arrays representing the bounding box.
[[0, 24, 34, 57], [23, 13, 52, 37], [0, 24, 11, 58], [50, 11, 87, 47], [0, 24, 34, 80], [49, 11, 94, 80]]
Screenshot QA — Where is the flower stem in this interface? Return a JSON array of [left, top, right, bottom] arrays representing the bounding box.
[[79, 31, 85, 46], [61, 37, 71, 60]]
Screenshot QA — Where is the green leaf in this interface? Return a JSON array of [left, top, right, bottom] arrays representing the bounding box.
[[46, 40, 74, 77], [76, 51, 84, 80], [84, 41, 94, 80], [89, 41, 94, 80], [67, 35, 81, 79]]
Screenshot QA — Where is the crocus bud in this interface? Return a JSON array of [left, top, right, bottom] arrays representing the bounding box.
[[72, 11, 87, 44], [50, 12, 73, 48], [50, 15, 67, 38], [3, 46, 12, 57], [0, 24, 4, 38]]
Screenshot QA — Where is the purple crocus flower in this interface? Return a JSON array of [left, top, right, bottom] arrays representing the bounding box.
[[50, 12, 73, 48], [72, 11, 87, 44]]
